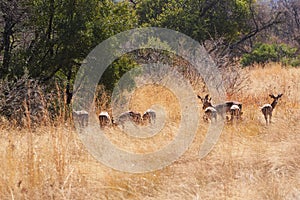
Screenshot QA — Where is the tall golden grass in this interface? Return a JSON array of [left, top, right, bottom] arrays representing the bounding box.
[[0, 63, 300, 199]]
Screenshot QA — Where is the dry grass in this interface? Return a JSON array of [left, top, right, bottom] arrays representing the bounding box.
[[0, 63, 300, 199]]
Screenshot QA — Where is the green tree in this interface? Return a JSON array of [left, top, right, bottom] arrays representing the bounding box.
[[0, 0, 29, 78], [136, 0, 252, 43], [0, 0, 138, 103], [1, 0, 137, 80], [100, 55, 139, 93]]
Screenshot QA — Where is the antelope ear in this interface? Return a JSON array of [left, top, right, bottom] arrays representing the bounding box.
[[197, 95, 203, 101], [278, 93, 283, 97], [209, 97, 212, 101], [205, 94, 209, 100]]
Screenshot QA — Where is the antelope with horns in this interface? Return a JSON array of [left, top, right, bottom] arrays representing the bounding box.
[[197, 94, 242, 121], [261, 93, 283, 125]]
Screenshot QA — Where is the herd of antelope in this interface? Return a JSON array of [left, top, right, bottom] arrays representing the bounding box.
[[73, 93, 283, 128], [99, 109, 156, 128], [198, 93, 283, 125], [73, 109, 156, 128]]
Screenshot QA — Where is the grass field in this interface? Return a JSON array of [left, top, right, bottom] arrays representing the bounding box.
[[0, 64, 299, 199]]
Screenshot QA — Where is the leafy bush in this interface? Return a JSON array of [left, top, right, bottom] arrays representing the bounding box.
[[241, 43, 300, 67]]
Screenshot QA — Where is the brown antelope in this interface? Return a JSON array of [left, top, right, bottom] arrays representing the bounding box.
[[99, 111, 111, 128], [204, 106, 217, 122], [73, 110, 89, 127], [197, 94, 242, 121], [114, 111, 142, 128], [261, 93, 283, 125], [142, 109, 156, 125], [230, 104, 241, 121]]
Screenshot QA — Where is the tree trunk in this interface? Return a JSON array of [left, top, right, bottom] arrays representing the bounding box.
[[1, 18, 13, 78], [66, 67, 73, 105]]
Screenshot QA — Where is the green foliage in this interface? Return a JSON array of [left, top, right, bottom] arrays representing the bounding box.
[[99, 55, 139, 92], [289, 57, 300, 67], [1, 0, 138, 82], [4, 0, 299, 99], [92, 0, 138, 42], [136, 0, 252, 42], [241, 43, 300, 67], [99, 35, 174, 93]]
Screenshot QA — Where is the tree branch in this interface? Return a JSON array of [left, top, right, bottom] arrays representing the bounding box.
[[229, 11, 284, 49]]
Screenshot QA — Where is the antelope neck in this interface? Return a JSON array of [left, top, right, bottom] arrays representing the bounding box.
[[271, 99, 278, 108]]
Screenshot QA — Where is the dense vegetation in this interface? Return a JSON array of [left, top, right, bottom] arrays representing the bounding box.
[[1, 1, 299, 69], [241, 43, 300, 67]]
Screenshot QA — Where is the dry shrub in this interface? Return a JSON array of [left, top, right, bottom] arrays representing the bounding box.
[[220, 63, 252, 99], [94, 84, 112, 113], [0, 75, 66, 128]]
